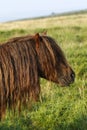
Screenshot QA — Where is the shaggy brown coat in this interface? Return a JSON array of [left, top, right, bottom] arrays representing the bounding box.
[[0, 33, 75, 119]]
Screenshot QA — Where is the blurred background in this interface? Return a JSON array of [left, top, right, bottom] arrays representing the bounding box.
[[0, 0, 87, 22]]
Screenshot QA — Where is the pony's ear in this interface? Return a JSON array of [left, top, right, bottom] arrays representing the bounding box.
[[34, 33, 40, 40], [42, 31, 47, 35], [34, 33, 40, 49]]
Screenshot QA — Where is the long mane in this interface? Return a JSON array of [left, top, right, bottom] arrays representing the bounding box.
[[0, 35, 39, 119]]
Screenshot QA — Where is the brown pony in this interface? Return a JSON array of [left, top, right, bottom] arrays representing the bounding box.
[[0, 33, 75, 120]]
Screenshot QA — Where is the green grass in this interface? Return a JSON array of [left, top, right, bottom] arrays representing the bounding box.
[[0, 14, 87, 130]]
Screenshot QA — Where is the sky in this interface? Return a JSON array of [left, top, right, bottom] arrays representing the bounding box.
[[0, 0, 87, 22]]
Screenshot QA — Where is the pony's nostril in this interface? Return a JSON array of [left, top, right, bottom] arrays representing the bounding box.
[[71, 73, 74, 78], [71, 72, 75, 81]]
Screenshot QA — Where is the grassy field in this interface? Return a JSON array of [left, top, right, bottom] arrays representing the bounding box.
[[0, 13, 87, 130]]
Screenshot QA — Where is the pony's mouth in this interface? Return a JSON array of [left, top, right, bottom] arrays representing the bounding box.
[[59, 76, 75, 87], [58, 70, 75, 87]]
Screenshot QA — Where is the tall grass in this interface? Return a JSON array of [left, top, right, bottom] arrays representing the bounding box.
[[0, 13, 87, 130]]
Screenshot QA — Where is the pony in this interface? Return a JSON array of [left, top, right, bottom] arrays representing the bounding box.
[[0, 33, 75, 119]]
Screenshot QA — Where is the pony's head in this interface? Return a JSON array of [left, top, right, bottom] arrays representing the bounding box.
[[34, 33, 75, 86]]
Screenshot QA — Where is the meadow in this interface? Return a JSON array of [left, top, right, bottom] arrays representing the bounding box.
[[0, 13, 87, 130]]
